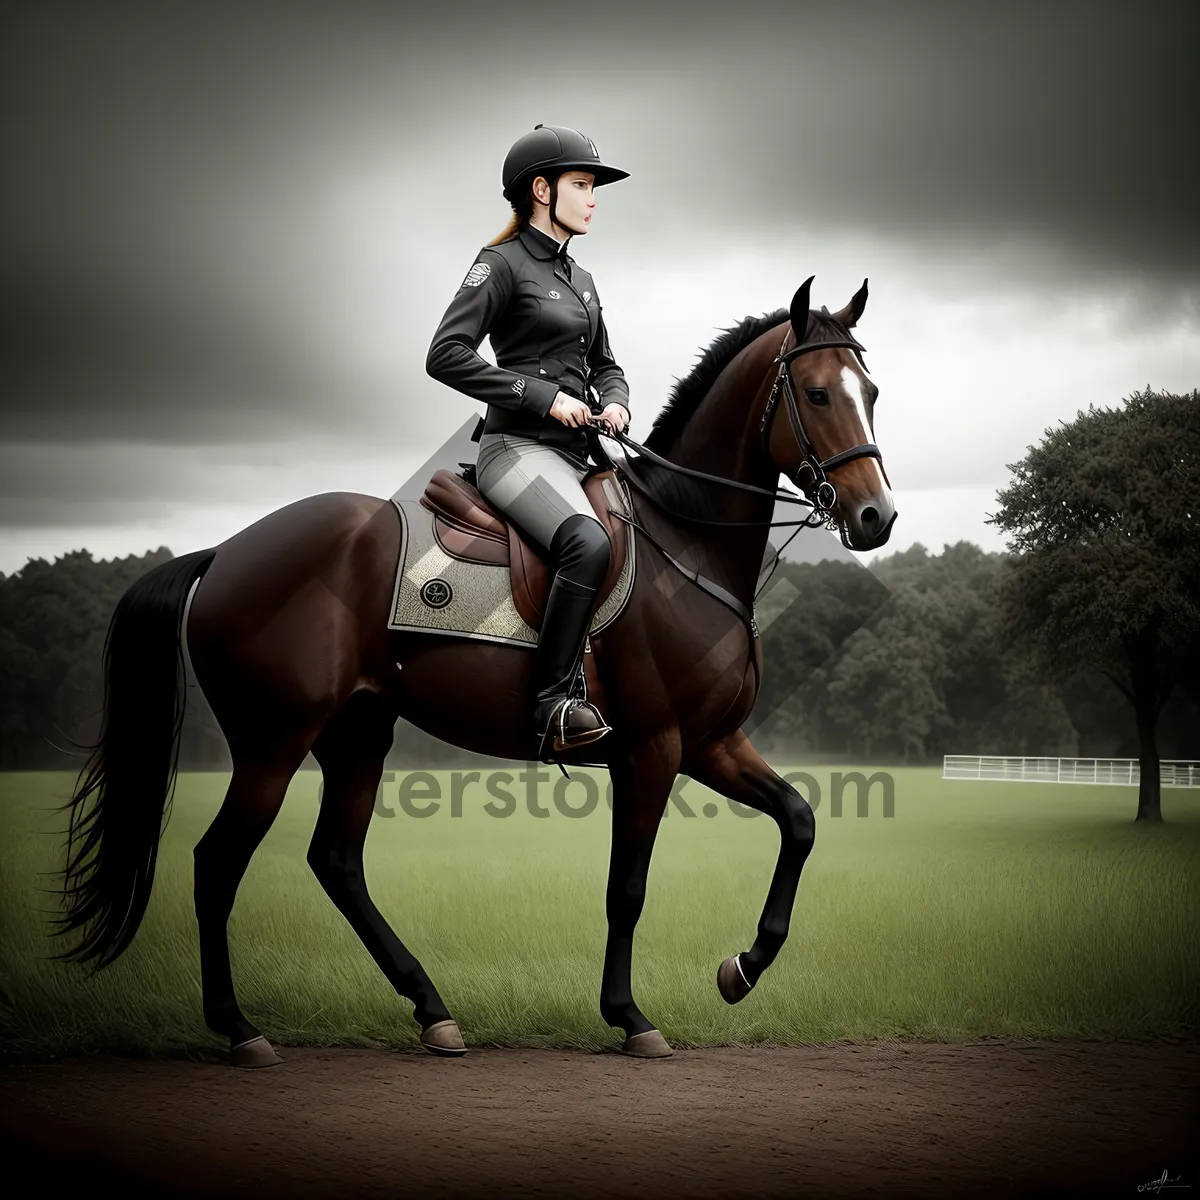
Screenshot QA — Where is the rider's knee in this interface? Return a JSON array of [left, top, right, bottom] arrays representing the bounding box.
[[551, 514, 611, 590]]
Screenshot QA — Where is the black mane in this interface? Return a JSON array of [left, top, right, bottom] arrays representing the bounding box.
[[641, 306, 865, 454], [642, 309, 788, 454]]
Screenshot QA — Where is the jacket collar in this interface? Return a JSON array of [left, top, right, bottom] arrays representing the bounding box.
[[519, 222, 572, 263]]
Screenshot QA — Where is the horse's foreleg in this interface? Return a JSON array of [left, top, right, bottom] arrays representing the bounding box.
[[683, 729, 815, 1001], [307, 691, 463, 1056], [600, 730, 681, 1058]]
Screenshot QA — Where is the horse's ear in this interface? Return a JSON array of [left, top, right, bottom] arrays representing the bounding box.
[[831, 278, 868, 329], [790, 276, 815, 342]]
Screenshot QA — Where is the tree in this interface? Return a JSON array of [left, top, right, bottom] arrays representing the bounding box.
[[987, 388, 1200, 822], [747, 558, 891, 753]]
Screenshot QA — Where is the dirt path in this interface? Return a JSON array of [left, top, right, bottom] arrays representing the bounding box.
[[1, 1039, 1196, 1198]]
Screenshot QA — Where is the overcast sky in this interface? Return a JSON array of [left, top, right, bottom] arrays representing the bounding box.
[[3, 0, 1197, 574]]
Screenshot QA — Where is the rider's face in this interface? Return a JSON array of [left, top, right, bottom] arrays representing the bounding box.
[[533, 170, 595, 236]]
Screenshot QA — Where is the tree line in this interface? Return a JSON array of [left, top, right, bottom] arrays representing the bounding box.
[[2, 389, 1196, 818], [747, 541, 1197, 766]]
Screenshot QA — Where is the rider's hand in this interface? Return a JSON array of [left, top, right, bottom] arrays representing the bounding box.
[[596, 403, 630, 434], [549, 391, 593, 428]]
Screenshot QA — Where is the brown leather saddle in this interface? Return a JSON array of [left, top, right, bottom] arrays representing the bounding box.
[[418, 468, 629, 632]]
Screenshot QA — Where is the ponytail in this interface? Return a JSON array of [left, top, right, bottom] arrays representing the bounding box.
[[486, 209, 521, 247], [487, 180, 540, 246]]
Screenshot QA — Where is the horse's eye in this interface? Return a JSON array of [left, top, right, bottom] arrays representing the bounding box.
[[804, 387, 828, 405]]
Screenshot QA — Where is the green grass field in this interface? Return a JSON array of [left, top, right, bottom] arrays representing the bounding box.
[[1, 766, 1197, 1056]]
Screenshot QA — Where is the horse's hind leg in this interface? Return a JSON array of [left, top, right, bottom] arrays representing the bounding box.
[[194, 729, 317, 1068], [307, 690, 464, 1056]]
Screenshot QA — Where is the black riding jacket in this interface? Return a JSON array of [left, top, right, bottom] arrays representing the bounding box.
[[425, 222, 631, 453]]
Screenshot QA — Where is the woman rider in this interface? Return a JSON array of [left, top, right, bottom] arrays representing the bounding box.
[[425, 124, 632, 759]]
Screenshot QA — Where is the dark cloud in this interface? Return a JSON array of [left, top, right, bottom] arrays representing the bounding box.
[[610, 1, 1199, 283], [1, 0, 1195, 454], [1, 259, 360, 442]]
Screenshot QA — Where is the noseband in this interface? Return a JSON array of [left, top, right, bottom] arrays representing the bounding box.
[[759, 317, 881, 520]]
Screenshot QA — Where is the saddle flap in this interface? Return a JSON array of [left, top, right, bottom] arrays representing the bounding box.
[[421, 469, 507, 542], [432, 515, 510, 567]]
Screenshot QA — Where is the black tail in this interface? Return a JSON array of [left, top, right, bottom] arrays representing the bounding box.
[[50, 546, 219, 972]]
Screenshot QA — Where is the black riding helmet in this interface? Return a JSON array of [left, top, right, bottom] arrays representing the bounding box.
[[502, 124, 629, 232]]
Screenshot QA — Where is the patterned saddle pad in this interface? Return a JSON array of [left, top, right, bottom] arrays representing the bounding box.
[[387, 471, 636, 648]]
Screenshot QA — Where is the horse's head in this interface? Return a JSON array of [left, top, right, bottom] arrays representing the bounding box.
[[761, 276, 896, 551]]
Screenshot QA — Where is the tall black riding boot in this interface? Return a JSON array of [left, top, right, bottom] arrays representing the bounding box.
[[532, 573, 611, 755], [531, 514, 612, 756]]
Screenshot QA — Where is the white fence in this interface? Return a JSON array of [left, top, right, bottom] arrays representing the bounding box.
[[942, 756, 1200, 788]]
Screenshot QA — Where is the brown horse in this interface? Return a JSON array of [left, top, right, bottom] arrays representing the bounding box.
[[53, 275, 894, 1065]]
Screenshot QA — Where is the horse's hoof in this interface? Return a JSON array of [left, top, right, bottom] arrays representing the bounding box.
[[421, 1019, 468, 1056], [717, 954, 754, 1004], [230, 1035, 283, 1068], [620, 1028, 674, 1058]]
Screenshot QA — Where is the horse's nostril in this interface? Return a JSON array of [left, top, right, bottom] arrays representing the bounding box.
[[861, 506, 878, 528]]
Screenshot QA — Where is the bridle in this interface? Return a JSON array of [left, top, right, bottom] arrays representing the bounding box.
[[594, 312, 882, 535], [757, 313, 881, 521], [583, 313, 888, 629]]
